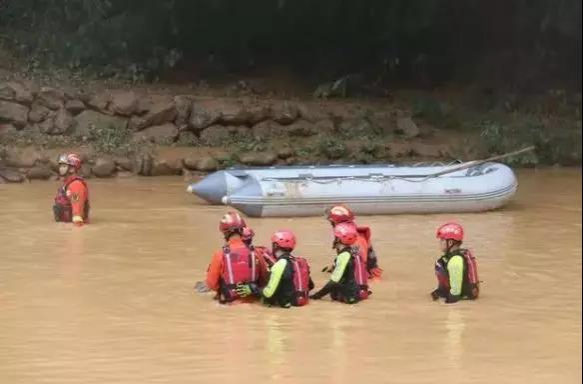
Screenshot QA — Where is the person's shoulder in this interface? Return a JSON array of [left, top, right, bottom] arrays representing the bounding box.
[[274, 258, 288, 267], [337, 251, 351, 261], [449, 254, 464, 263], [69, 178, 88, 188], [212, 249, 225, 260]]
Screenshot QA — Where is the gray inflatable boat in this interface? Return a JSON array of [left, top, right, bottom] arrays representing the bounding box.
[[188, 162, 518, 217]]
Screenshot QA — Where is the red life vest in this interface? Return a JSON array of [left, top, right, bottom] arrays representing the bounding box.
[[355, 225, 384, 280], [464, 249, 480, 299], [53, 176, 90, 222], [356, 226, 371, 242], [435, 249, 480, 299], [351, 249, 370, 300], [255, 246, 277, 268], [220, 244, 258, 302], [291, 257, 310, 306], [354, 227, 370, 263]]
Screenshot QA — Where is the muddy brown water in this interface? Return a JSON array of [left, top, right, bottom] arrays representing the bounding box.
[[0, 169, 581, 384]]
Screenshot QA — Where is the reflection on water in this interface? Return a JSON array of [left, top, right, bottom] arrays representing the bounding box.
[[445, 308, 465, 371], [0, 169, 581, 384]]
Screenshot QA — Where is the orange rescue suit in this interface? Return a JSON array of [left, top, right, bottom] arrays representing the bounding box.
[[53, 175, 90, 225], [205, 237, 268, 303]]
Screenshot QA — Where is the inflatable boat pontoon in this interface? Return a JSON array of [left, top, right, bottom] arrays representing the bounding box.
[[217, 162, 517, 217]]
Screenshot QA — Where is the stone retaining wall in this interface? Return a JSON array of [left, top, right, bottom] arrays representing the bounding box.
[[0, 80, 461, 183]]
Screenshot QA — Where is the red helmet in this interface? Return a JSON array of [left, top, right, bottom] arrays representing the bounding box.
[[271, 230, 296, 250], [242, 227, 255, 241], [219, 212, 246, 234], [436, 222, 464, 241], [327, 204, 355, 225], [334, 222, 358, 245], [58, 153, 82, 171]]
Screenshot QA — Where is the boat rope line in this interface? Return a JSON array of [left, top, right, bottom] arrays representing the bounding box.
[[259, 163, 491, 183], [411, 160, 463, 167]]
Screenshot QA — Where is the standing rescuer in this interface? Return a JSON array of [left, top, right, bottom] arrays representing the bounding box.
[[325, 204, 383, 279], [310, 222, 371, 304], [53, 153, 90, 226], [205, 212, 266, 303], [432, 222, 480, 304], [236, 230, 314, 308]]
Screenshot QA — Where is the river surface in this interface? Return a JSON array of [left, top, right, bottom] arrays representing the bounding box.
[[0, 169, 581, 384]]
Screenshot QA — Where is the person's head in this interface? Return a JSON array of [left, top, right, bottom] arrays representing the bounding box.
[[57, 153, 82, 176], [436, 222, 464, 253], [270, 230, 296, 257], [333, 222, 358, 252], [241, 227, 255, 247], [326, 204, 355, 228], [219, 211, 246, 240]]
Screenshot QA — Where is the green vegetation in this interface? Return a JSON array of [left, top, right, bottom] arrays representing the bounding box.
[[215, 153, 238, 169], [413, 97, 460, 130], [316, 138, 348, 160], [0, 122, 158, 158], [1, 0, 580, 92], [230, 137, 267, 153], [88, 122, 134, 155], [358, 141, 389, 161], [0, 129, 78, 149], [477, 117, 582, 166], [0, 1, 580, 167]]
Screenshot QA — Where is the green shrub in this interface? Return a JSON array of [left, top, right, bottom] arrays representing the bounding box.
[[316, 138, 348, 160], [216, 153, 238, 169], [478, 119, 541, 166], [0, 129, 77, 148], [294, 145, 315, 159], [88, 122, 134, 155]]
